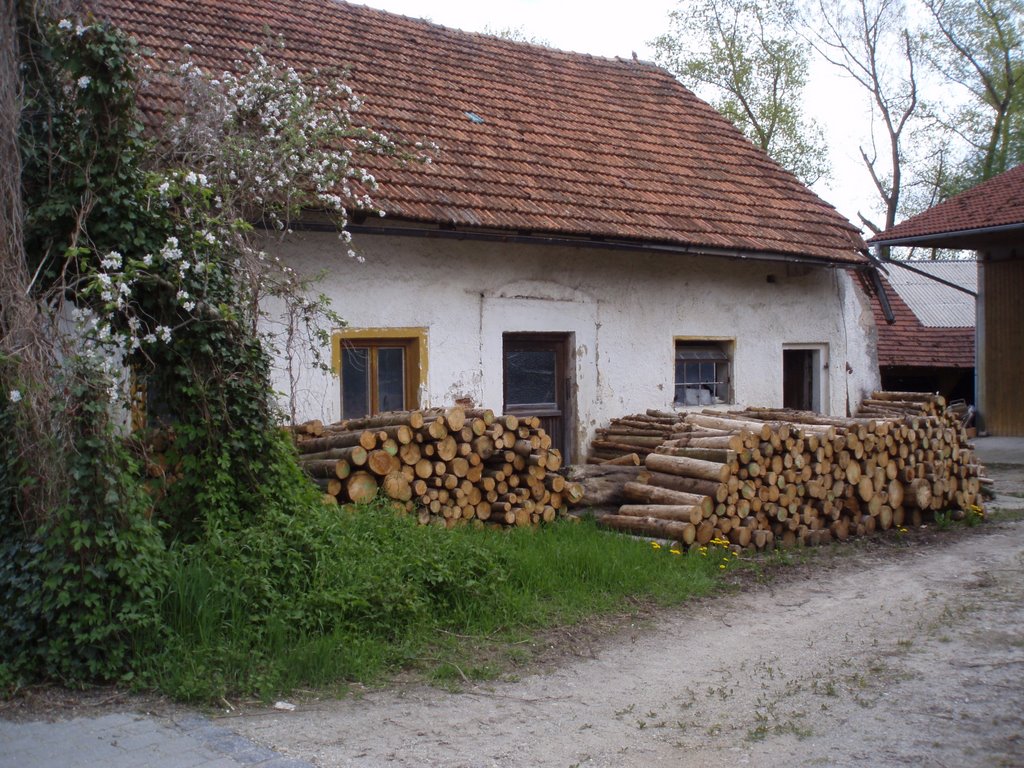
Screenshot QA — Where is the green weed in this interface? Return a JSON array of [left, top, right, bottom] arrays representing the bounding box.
[[142, 505, 733, 702]]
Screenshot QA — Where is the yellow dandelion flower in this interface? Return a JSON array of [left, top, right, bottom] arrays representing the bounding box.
[[650, 541, 662, 550], [670, 548, 682, 555]]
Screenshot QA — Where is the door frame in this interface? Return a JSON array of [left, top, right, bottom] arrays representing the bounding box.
[[782, 344, 829, 413]]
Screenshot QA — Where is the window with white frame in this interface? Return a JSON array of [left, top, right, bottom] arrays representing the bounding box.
[[674, 341, 732, 405]]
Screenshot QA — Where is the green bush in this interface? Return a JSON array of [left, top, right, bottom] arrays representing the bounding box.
[[143, 490, 735, 701], [0, 374, 167, 684], [147, 493, 507, 700]]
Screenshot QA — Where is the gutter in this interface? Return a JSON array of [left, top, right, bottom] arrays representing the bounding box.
[[300, 221, 872, 270], [869, 220, 1024, 248], [884, 258, 978, 298], [863, 249, 896, 324]]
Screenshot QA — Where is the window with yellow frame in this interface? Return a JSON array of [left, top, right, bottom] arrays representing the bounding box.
[[333, 328, 427, 419]]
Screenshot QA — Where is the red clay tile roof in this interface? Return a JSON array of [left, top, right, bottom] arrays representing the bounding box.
[[870, 164, 1024, 246], [868, 273, 974, 369], [87, 0, 867, 264]]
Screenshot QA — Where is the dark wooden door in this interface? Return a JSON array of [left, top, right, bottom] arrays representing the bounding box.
[[503, 334, 572, 461]]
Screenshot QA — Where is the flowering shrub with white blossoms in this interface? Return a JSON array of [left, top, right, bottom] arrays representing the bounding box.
[[56, 36, 433, 408], [147, 43, 433, 412]]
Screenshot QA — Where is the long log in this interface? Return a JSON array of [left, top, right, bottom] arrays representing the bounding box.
[[593, 434, 667, 448], [643, 471, 722, 499], [869, 391, 940, 404], [296, 430, 367, 454], [596, 514, 697, 542], [622, 481, 713, 516], [300, 459, 352, 480], [298, 444, 369, 465], [645, 453, 731, 483], [654, 446, 736, 463], [618, 504, 701, 524], [342, 411, 425, 430], [601, 452, 641, 466]]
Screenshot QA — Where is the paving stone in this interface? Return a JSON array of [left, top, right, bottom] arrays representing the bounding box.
[[0, 712, 315, 768]]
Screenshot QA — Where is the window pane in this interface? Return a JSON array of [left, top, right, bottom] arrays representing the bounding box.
[[341, 347, 370, 419], [674, 343, 730, 405], [377, 347, 406, 413], [506, 349, 557, 405]]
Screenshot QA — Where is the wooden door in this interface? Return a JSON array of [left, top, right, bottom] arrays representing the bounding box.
[[503, 334, 572, 461]]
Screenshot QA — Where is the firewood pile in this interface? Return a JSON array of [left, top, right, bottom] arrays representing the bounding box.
[[290, 407, 584, 528], [580, 391, 987, 550]]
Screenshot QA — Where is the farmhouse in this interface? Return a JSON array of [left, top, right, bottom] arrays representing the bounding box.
[[91, 0, 881, 460], [870, 164, 1024, 436]]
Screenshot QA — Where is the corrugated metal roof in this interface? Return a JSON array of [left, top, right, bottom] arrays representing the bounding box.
[[883, 261, 977, 328]]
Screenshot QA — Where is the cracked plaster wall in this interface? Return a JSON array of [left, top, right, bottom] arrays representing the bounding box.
[[265, 232, 880, 456]]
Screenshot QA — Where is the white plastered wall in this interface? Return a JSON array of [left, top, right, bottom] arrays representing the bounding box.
[[264, 230, 880, 457]]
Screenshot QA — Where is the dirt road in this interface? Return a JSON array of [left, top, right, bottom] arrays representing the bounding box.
[[225, 492, 1024, 767]]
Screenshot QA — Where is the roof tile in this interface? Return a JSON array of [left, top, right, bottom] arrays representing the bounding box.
[[88, 0, 867, 264], [871, 164, 1024, 243]]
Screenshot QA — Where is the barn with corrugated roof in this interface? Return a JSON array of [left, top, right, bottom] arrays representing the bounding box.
[[89, 0, 883, 457]]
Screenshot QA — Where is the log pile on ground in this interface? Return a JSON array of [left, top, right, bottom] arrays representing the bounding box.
[[290, 408, 584, 528], [587, 391, 986, 550]]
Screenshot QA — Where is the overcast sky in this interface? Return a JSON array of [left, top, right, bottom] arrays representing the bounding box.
[[353, 0, 880, 232]]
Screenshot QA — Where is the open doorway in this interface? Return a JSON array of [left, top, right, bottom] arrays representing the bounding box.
[[783, 346, 826, 412]]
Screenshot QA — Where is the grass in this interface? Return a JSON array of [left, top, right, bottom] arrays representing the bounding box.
[[143, 501, 736, 702]]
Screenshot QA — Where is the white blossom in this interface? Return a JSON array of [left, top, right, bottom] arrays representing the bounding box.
[[77, 75, 91, 90], [58, 19, 72, 30], [8, 389, 22, 404]]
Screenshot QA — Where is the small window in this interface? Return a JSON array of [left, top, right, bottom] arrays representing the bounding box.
[[674, 342, 731, 406], [336, 331, 424, 419]]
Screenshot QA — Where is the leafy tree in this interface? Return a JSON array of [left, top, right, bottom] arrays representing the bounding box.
[[806, 0, 923, 236], [653, 0, 830, 185], [921, 0, 1024, 194], [482, 24, 551, 46]]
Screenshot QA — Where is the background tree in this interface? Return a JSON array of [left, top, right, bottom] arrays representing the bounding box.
[[652, 0, 830, 185], [483, 24, 551, 46], [921, 0, 1024, 195], [806, 0, 922, 236]]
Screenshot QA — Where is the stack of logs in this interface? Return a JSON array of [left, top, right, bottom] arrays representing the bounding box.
[[580, 391, 986, 550], [290, 407, 583, 528]]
